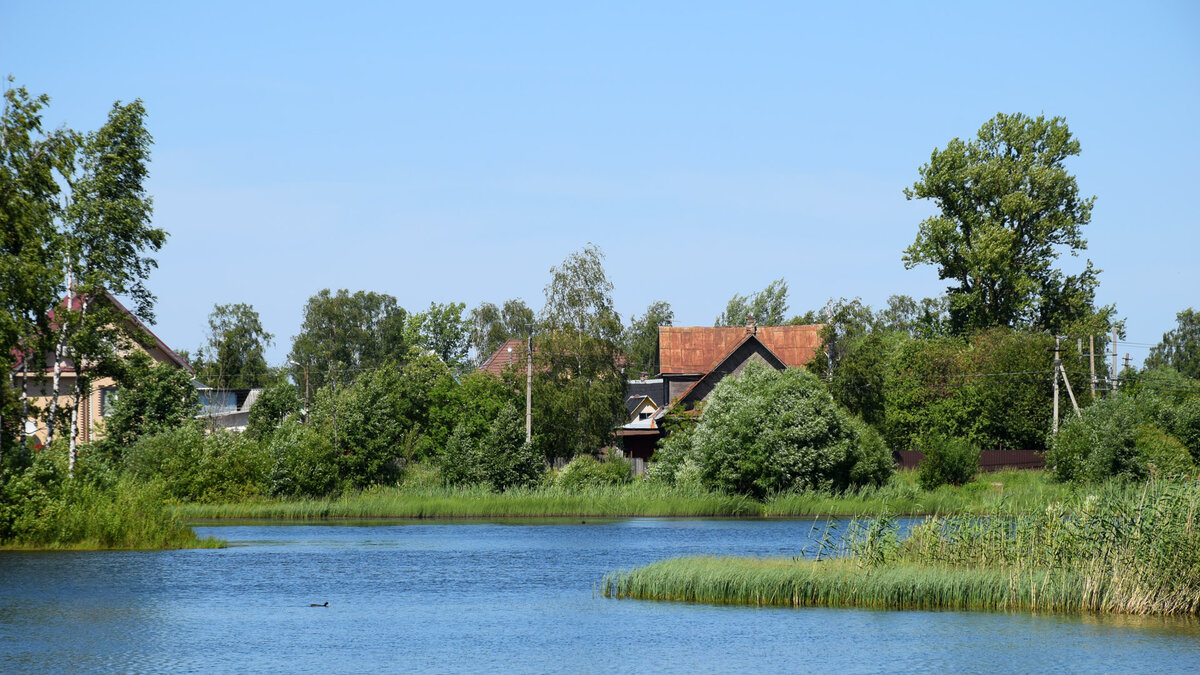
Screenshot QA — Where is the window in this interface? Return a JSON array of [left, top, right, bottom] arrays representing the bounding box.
[[100, 388, 119, 417]]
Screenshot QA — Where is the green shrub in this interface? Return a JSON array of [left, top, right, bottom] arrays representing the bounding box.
[[122, 425, 271, 502], [688, 363, 892, 498], [267, 420, 341, 497], [1049, 396, 1156, 483], [554, 455, 631, 491], [916, 434, 980, 490], [1136, 425, 1194, 478], [245, 382, 301, 441], [440, 402, 544, 491]]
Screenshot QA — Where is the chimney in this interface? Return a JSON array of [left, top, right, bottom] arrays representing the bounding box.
[[745, 314, 757, 335]]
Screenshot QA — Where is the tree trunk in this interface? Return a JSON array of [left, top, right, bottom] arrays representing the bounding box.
[[46, 326, 66, 447], [68, 376, 81, 474]]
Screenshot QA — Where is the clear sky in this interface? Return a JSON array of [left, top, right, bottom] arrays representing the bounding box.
[[3, 1, 1197, 365]]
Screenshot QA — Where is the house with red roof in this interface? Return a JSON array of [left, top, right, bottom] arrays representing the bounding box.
[[12, 290, 192, 446]]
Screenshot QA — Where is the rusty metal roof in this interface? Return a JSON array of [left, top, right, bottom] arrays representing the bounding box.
[[658, 325, 823, 374]]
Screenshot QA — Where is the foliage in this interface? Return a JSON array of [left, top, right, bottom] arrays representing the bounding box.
[[553, 455, 631, 491], [469, 298, 536, 364], [97, 351, 199, 452], [1049, 391, 1197, 482], [1145, 308, 1200, 379], [441, 403, 544, 491], [192, 302, 274, 388], [408, 301, 470, 370], [288, 288, 410, 390], [266, 420, 341, 497], [916, 434, 980, 489], [534, 245, 626, 457], [823, 332, 904, 428], [122, 425, 271, 502], [245, 381, 301, 440], [903, 113, 1102, 335], [680, 362, 891, 498], [623, 300, 673, 377], [715, 278, 789, 327]]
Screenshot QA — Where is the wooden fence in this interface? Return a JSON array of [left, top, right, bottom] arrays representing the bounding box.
[[894, 449, 1046, 472]]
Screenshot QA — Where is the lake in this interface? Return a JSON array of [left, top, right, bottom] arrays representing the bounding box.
[[2, 519, 1198, 673]]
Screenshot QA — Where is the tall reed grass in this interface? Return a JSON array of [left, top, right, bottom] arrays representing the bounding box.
[[604, 479, 1200, 616], [174, 470, 1065, 521], [1, 475, 222, 550], [173, 483, 761, 520]]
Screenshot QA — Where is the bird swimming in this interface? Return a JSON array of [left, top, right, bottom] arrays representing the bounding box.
[[310, 602, 328, 607]]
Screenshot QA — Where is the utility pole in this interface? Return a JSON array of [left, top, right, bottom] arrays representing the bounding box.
[[1111, 327, 1119, 396], [526, 334, 533, 443], [1052, 336, 1061, 434], [1089, 335, 1098, 400], [1059, 356, 1081, 419]]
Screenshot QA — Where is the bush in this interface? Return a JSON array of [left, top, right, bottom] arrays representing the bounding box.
[[1048, 395, 1169, 483], [1135, 425, 1194, 478], [267, 420, 341, 497], [554, 455, 631, 491], [246, 382, 301, 440], [440, 403, 544, 491], [916, 434, 980, 490], [687, 363, 891, 498], [122, 425, 271, 502]]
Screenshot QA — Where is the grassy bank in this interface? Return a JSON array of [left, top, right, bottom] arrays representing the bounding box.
[[173, 470, 1066, 520], [1, 473, 223, 551], [603, 479, 1200, 616], [174, 483, 761, 520]]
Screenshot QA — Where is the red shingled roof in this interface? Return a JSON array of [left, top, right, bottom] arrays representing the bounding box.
[[658, 324, 823, 374], [478, 338, 529, 376]]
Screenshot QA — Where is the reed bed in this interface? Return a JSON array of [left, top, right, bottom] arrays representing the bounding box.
[[1, 475, 223, 551], [604, 479, 1200, 616], [173, 484, 761, 520], [175, 471, 1067, 521]]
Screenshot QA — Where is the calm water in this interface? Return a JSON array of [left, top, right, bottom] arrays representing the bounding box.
[[2, 519, 1198, 674]]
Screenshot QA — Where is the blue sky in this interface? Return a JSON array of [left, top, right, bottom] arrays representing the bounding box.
[[3, 1, 1197, 365]]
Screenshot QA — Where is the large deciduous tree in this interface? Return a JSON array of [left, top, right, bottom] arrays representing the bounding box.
[[468, 298, 535, 364], [715, 278, 789, 327], [624, 300, 673, 378], [903, 113, 1101, 335], [193, 303, 274, 388], [50, 99, 163, 469], [534, 244, 625, 458], [0, 81, 72, 454], [288, 289, 410, 390], [407, 301, 470, 370], [1146, 309, 1200, 380]]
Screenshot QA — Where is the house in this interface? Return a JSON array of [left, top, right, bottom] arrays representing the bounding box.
[[478, 337, 531, 376], [196, 386, 263, 433], [12, 291, 192, 446], [616, 317, 824, 462]]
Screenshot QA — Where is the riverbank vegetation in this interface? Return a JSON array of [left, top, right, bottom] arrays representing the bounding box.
[[603, 478, 1200, 616], [0, 446, 220, 550]]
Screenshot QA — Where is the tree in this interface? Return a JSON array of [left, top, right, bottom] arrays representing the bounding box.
[[903, 113, 1101, 335], [288, 289, 410, 390], [681, 362, 891, 498], [0, 80, 71, 454], [535, 244, 626, 458], [98, 351, 199, 453], [876, 294, 949, 338], [716, 278, 789, 327], [624, 300, 673, 377], [1146, 309, 1200, 380], [245, 381, 300, 440], [468, 298, 535, 364], [193, 303, 274, 388], [49, 99, 164, 469], [408, 301, 470, 369]]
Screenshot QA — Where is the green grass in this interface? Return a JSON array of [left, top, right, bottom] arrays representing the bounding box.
[[0, 474, 223, 551], [173, 483, 761, 520], [604, 478, 1200, 616], [172, 470, 1069, 521]]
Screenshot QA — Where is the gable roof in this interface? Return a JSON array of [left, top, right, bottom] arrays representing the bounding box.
[[478, 338, 528, 376], [14, 290, 191, 373], [658, 324, 823, 374], [674, 332, 789, 407]]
